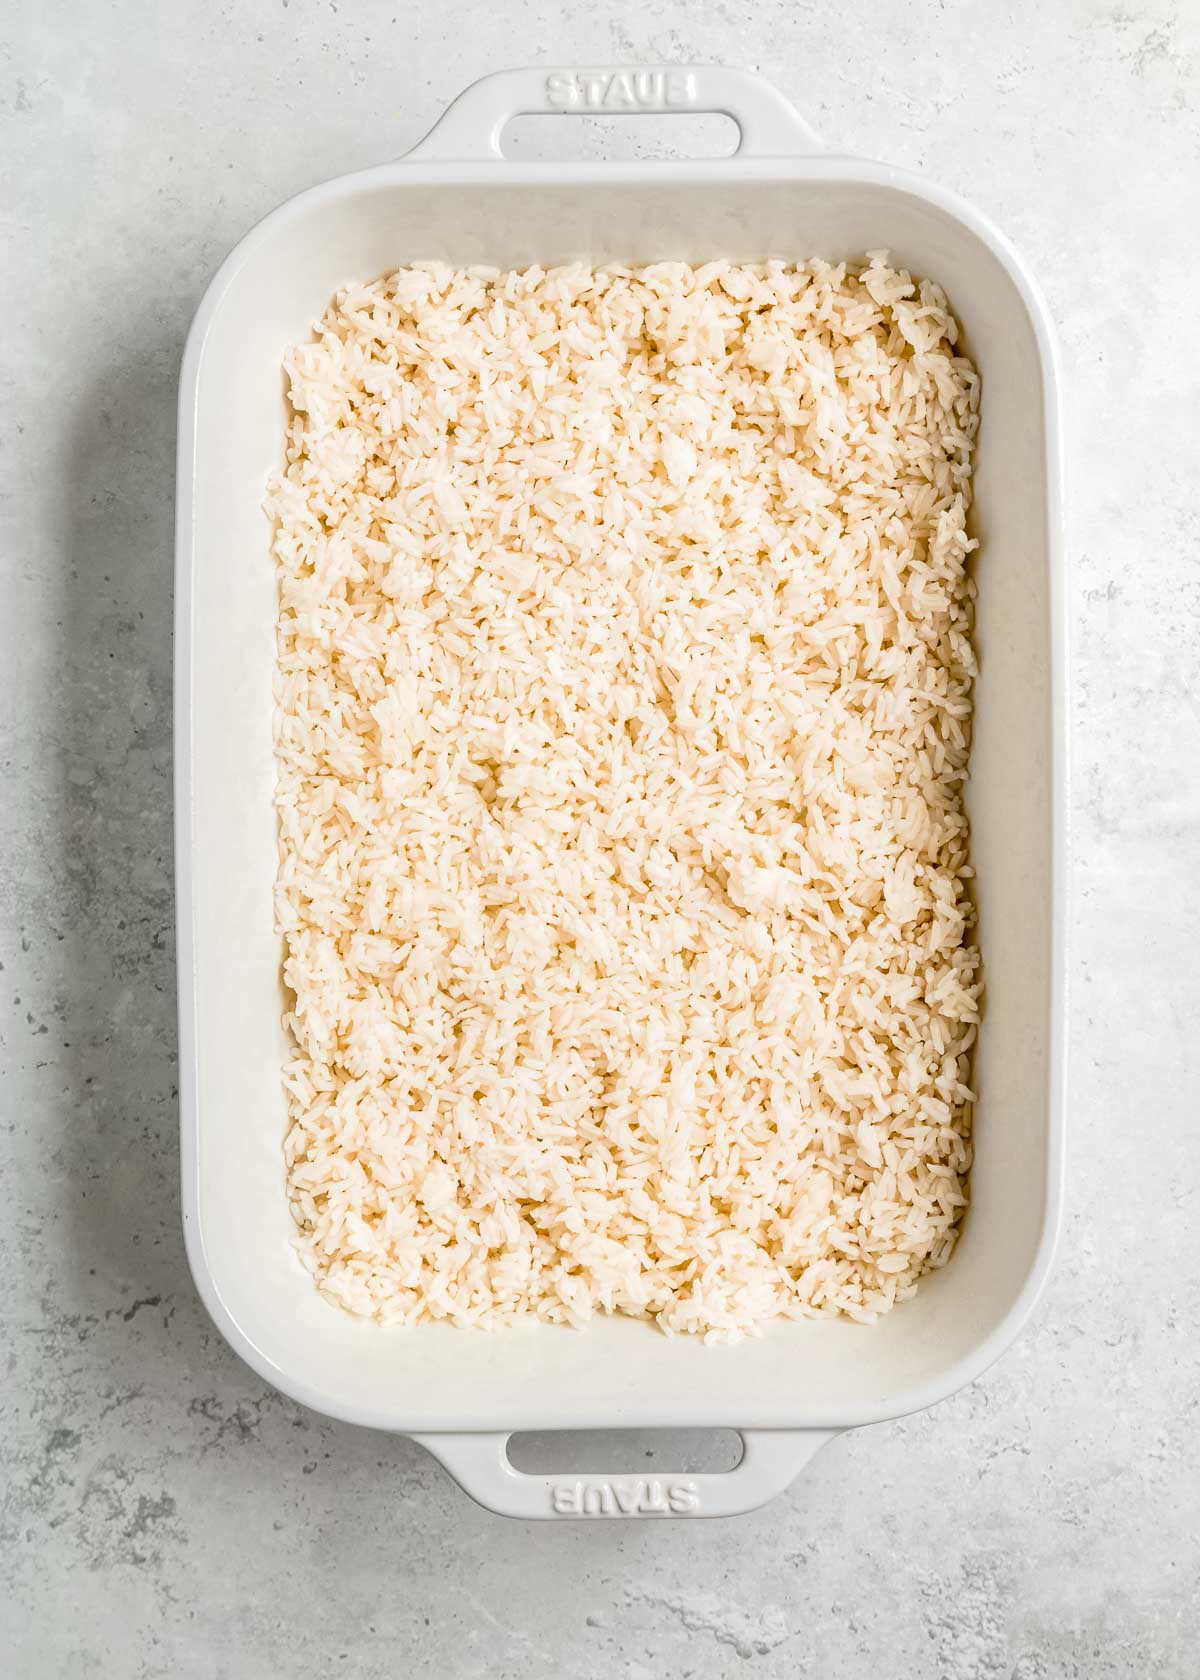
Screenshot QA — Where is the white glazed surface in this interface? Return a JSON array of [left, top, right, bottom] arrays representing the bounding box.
[[178, 69, 1063, 1518], [6, 0, 1199, 1666]]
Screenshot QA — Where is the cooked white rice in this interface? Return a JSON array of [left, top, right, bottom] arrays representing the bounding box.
[[269, 254, 981, 1341]]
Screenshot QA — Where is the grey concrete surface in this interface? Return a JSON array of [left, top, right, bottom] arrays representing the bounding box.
[[3, 1, 1199, 1674]]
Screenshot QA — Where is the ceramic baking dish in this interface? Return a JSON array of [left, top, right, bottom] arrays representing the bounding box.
[[176, 65, 1066, 1519]]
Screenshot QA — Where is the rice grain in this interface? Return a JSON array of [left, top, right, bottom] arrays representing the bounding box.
[[269, 254, 981, 1340]]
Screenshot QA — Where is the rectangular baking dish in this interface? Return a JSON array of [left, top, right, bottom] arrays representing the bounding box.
[[176, 65, 1066, 1519]]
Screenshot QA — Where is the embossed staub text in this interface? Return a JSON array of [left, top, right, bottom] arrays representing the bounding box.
[[550, 1478, 701, 1517], [544, 70, 698, 111]]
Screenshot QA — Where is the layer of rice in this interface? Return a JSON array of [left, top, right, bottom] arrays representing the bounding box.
[[269, 254, 981, 1340]]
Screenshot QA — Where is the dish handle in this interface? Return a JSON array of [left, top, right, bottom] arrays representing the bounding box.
[[411, 1428, 839, 1519], [404, 66, 823, 163]]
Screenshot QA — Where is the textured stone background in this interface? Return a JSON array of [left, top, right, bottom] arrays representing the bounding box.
[[3, 1, 1198, 1674]]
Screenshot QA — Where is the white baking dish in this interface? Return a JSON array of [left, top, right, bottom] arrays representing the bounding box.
[[176, 66, 1066, 1519]]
